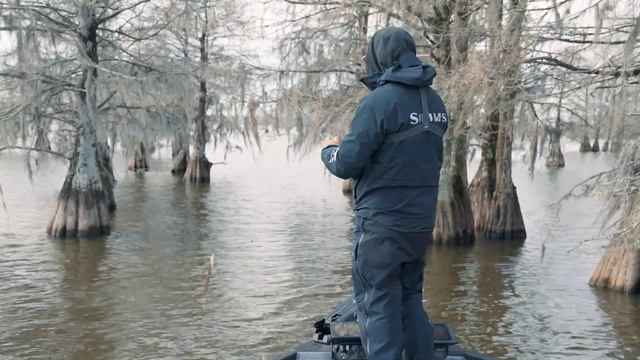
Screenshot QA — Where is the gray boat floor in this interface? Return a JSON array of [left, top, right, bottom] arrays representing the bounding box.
[[270, 341, 496, 360]]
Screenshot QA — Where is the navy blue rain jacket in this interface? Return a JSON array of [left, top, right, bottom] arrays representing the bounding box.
[[321, 27, 448, 233]]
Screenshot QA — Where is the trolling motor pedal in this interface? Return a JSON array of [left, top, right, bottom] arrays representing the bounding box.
[[312, 297, 460, 360], [313, 319, 331, 344]]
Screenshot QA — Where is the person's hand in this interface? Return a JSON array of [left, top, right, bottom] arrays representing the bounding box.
[[322, 136, 341, 148]]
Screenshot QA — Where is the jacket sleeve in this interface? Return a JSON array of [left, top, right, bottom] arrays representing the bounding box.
[[321, 99, 384, 179]]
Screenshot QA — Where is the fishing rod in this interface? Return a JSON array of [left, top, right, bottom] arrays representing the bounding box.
[[294, 103, 327, 140]]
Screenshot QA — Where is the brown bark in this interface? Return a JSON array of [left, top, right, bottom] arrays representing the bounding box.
[[590, 140, 640, 294], [432, 0, 475, 245], [171, 134, 188, 175], [433, 170, 474, 244], [185, 10, 212, 184], [184, 154, 212, 183], [98, 143, 116, 212], [47, 186, 110, 238], [590, 247, 640, 294], [469, 0, 527, 241], [545, 128, 565, 168], [48, 2, 112, 239], [434, 112, 474, 244], [127, 141, 148, 171], [547, 79, 565, 167], [48, 139, 111, 239], [590, 141, 640, 293]]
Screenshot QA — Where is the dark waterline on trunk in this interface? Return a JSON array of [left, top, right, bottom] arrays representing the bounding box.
[[0, 140, 638, 359]]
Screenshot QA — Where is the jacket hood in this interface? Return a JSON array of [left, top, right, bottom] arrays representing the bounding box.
[[359, 27, 437, 91]]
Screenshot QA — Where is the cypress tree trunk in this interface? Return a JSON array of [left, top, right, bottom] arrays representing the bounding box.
[[528, 121, 539, 173], [48, 137, 110, 238], [547, 82, 565, 168], [171, 133, 188, 175], [580, 134, 593, 152], [127, 141, 148, 171], [590, 141, 640, 294], [432, 0, 475, 244], [545, 127, 565, 168], [590, 247, 640, 294], [184, 15, 212, 183], [184, 78, 212, 183], [33, 108, 51, 151], [592, 127, 601, 152], [98, 142, 116, 212], [469, 0, 527, 241], [48, 3, 110, 238], [433, 120, 474, 244]]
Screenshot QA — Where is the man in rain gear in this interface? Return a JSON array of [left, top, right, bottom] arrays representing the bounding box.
[[321, 27, 448, 360]]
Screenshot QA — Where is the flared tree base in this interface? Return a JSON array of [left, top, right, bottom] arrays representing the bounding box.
[[184, 154, 212, 183], [433, 200, 475, 245], [127, 142, 148, 172], [590, 247, 640, 294], [171, 148, 188, 175], [47, 185, 110, 239], [470, 176, 527, 241], [545, 146, 565, 168], [127, 155, 149, 172], [580, 135, 593, 152], [433, 174, 475, 245]]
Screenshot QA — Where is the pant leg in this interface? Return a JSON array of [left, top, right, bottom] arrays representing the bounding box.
[[353, 220, 403, 360], [399, 235, 434, 360], [352, 217, 366, 319]]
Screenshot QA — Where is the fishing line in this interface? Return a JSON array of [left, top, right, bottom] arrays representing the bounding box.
[[293, 102, 327, 139]]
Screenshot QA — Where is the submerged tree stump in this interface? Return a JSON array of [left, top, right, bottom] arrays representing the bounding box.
[[127, 141, 148, 171], [184, 154, 212, 183]]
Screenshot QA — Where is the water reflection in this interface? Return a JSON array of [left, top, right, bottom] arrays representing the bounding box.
[[54, 238, 115, 360], [594, 288, 640, 359], [425, 239, 524, 359]]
